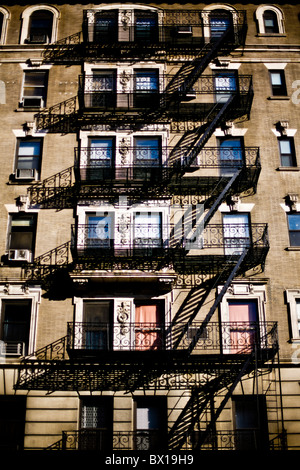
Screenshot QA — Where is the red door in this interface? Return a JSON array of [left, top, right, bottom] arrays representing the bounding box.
[[135, 304, 163, 350], [228, 300, 258, 353]]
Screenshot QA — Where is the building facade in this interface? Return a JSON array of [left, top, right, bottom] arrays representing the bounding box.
[[0, 1, 299, 452]]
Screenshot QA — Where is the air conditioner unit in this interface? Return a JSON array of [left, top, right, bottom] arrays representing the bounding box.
[[22, 97, 43, 108], [177, 26, 193, 34], [0, 341, 25, 357], [15, 168, 36, 180], [8, 249, 32, 262], [27, 34, 48, 44]]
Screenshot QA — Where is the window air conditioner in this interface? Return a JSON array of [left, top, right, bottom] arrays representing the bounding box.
[[0, 341, 25, 357], [15, 168, 36, 180], [8, 249, 32, 262], [22, 97, 43, 108], [177, 26, 193, 34], [28, 34, 48, 44]]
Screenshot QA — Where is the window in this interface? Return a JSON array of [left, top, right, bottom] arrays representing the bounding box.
[[134, 397, 167, 450], [0, 7, 10, 44], [134, 10, 158, 42], [286, 290, 300, 340], [21, 71, 48, 108], [233, 396, 268, 450], [263, 10, 279, 34], [8, 214, 37, 262], [296, 300, 300, 337], [255, 6, 284, 35], [269, 70, 287, 96], [218, 137, 244, 174], [134, 69, 159, 107], [0, 397, 26, 450], [94, 10, 118, 43], [134, 137, 161, 165], [86, 212, 114, 250], [86, 137, 115, 180], [0, 300, 31, 356], [86, 70, 116, 108], [135, 302, 164, 350], [278, 137, 296, 167], [223, 213, 251, 255], [26, 10, 53, 43], [80, 397, 113, 451], [214, 71, 237, 103], [82, 300, 112, 350], [287, 213, 300, 246], [20, 6, 59, 45], [227, 300, 258, 353], [15, 138, 42, 180], [133, 212, 162, 251], [209, 9, 232, 41]]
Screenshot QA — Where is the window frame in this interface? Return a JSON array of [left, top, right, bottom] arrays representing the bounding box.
[[7, 213, 37, 261], [0, 7, 10, 44], [286, 290, 300, 341], [20, 70, 48, 109], [278, 137, 296, 168], [255, 5, 285, 36], [14, 137, 43, 180], [287, 213, 300, 247], [20, 5, 60, 45], [269, 70, 287, 97]]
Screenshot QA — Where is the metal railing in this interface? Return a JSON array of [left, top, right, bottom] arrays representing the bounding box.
[[67, 321, 278, 354], [71, 223, 268, 257]]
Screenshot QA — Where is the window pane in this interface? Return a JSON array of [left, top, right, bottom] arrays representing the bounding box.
[[288, 214, 300, 231], [296, 300, 300, 336], [17, 157, 39, 170], [24, 73, 46, 87], [279, 140, 291, 154], [270, 73, 282, 85], [18, 141, 41, 156]]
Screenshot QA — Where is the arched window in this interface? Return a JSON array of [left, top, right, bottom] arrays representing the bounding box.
[[263, 10, 279, 34], [0, 7, 10, 44], [20, 6, 60, 44], [201, 5, 238, 43], [255, 5, 285, 35], [27, 10, 53, 43]]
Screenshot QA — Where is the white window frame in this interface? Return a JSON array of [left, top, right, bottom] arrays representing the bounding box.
[[286, 290, 300, 341], [0, 6, 10, 44], [219, 283, 267, 353], [0, 284, 41, 358], [20, 5, 60, 45], [79, 128, 168, 168], [255, 5, 285, 35]]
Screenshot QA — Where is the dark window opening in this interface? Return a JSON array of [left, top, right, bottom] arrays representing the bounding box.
[[288, 213, 300, 246], [134, 11, 159, 43], [22, 71, 48, 108], [8, 213, 37, 261], [270, 70, 287, 96], [0, 396, 26, 450], [278, 137, 296, 167], [134, 397, 167, 450], [27, 10, 53, 43], [263, 10, 279, 34], [209, 10, 233, 41], [15, 137, 42, 180], [79, 397, 113, 451], [233, 395, 269, 450], [1, 300, 31, 356], [94, 10, 118, 43]]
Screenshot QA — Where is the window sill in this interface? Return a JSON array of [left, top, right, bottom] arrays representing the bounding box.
[[285, 247, 300, 251], [276, 166, 300, 171], [15, 107, 43, 112], [267, 96, 289, 100], [256, 33, 286, 37]]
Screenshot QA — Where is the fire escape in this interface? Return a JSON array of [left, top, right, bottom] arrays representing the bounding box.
[[15, 9, 285, 451]]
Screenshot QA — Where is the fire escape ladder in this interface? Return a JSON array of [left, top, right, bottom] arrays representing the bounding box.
[[194, 353, 255, 449], [163, 28, 232, 107], [187, 247, 249, 355]]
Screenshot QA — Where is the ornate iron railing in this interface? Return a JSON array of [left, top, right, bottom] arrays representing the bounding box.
[[67, 321, 278, 354], [78, 74, 253, 110], [74, 146, 260, 173], [71, 223, 268, 257], [28, 167, 74, 206], [47, 427, 285, 451]]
